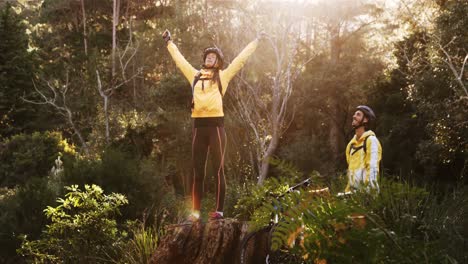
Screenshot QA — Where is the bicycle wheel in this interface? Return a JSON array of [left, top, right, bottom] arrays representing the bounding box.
[[266, 226, 304, 264], [239, 226, 271, 264]]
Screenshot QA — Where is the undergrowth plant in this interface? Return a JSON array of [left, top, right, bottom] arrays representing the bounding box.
[[18, 185, 129, 263], [236, 159, 467, 263], [116, 208, 168, 264]]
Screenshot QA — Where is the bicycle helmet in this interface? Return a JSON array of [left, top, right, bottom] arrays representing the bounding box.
[[203, 46, 224, 69], [356, 105, 376, 129]]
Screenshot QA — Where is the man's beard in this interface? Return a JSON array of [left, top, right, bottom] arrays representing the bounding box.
[[352, 119, 364, 129]]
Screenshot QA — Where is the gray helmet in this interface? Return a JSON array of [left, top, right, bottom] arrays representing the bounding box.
[[356, 105, 376, 129], [203, 47, 224, 69]]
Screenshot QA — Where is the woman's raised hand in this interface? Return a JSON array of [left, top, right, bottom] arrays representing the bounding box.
[[162, 29, 172, 43], [257, 31, 267, 41]]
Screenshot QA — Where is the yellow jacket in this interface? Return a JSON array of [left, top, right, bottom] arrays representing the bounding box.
[[345, 130, 382, 192], [166, 39, 259, 118]]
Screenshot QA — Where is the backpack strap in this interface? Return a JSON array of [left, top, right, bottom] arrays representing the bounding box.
[[363, 135, 372, 154], [350, 144, 364, 156], [216, 73, 223, 95], [350, 135, 371, 156], [191, 71, 201, 110], [190, 70, 223, 110]]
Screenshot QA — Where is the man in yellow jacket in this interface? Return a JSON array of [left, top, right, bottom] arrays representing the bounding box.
[[162, 29, 262, 221], [345, 105, 382, 193]]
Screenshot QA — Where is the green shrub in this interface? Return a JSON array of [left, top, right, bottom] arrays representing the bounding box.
[[245, 176, 467, 263], [19, 184, 129, 263], [234, 175, 306, 223], [62, 122, 180, 221], [157, 188, 189, 224], [0, 131, 75, 187], [0, 187, 21, 264], [117, 209, 168, 264], [63, 146, 174, 221], [118, 224, 160, 264], [234, 158, 321, 222], [223, 180, 252, 218], [62, 155, 101, 187], [0, 177, 56, 263]]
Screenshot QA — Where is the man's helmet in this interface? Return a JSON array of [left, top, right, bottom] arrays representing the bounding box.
[[203, 47, 224, 69], [356, 105, 376, 129]]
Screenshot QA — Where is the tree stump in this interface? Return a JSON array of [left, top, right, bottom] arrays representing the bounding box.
[[150, 218, 269, 264]]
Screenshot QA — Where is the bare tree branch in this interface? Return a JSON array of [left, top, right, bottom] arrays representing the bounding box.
[[22, 75, 89, 154], [460, 54, 468, 80], [437, 41, 468, 96], [97, 9, 140, 143]]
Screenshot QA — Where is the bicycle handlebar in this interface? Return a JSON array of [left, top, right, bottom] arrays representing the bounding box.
[[267, 178, 312, 199]]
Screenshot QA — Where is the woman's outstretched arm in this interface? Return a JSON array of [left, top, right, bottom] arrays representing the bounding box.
[[222, 38, 259, 84], [163, 30, 197, 83]]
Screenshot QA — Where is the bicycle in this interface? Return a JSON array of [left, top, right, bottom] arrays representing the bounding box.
[[239, 178, 329, 264]]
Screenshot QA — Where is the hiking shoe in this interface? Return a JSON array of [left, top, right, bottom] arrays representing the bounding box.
[[177, 213, 200, 225], [187, 214, 200, 222], [208, 212, 224, 220]]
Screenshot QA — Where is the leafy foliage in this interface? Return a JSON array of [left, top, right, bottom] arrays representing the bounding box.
[[0, 177, 57, 264], [62, 142, 176, 221], [234, 176, 299, 222], [369, 1, 468, 182], [0, 3, 43, 138], [19, 184, 129, 263], [116, 209, 168, 264], [0, 131, 75, 187], [245, 175, 467, 263], [118, 224, 160, 264]]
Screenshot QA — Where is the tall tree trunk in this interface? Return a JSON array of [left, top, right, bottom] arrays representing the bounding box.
[[330, 23, 341, 65], [329, 22, 343, 162], [96, 70, 110, 144], [104, 95, 110, 143], [329, 99, 343, 162], [103, 0, 120, 144], [80, 0, 88, 56], [66, 108, 89, 155], [257, 80, 281, 185], [112, 0, 119, 79], [133, 60, 137, 109], [258, 130, 279, 185]]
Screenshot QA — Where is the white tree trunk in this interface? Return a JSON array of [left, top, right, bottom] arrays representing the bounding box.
[[104, 95, 110, 143], [257, 132, 279, 185], [112, 0, 119, 79], [66, 108, 89, 155], [233, 24, 311, 185], [80, 0, 88, 56], [96, 70, 110, 144]]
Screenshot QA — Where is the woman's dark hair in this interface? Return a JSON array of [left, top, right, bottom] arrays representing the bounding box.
[[202, 47, 224, 89]]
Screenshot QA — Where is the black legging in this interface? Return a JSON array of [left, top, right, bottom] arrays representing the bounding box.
[[191, 126, 226, 212]]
